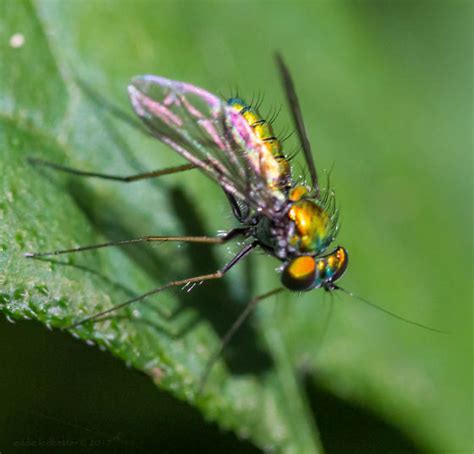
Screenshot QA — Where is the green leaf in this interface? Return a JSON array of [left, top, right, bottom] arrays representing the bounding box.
[[1, 2, 321, 452], [1, 1, 471, 453]]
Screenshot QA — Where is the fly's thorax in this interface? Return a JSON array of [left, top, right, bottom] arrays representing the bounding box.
[[286, 185, 335, 256], [281, 246, 348, 291], [253, 184, 337, 261]]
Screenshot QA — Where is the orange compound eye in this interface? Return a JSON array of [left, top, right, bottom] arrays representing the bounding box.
[[281, 256, 317, 291]]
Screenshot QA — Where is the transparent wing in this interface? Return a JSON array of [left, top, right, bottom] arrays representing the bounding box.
[[128, 75, 287, 216]]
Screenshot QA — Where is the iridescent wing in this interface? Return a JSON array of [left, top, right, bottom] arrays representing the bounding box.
[[128, 75, 287, 216]]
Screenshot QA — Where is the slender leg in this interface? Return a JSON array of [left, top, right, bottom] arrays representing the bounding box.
[[224, 191, 251, 224], [309, 292, 335, 362], [24, 227, 248, 258], [198, 287, 284, 393], [67, 241, 259, 329], [28, 157, 197, 183]]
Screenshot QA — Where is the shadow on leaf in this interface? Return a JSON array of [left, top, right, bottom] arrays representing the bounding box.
[[62, 174, 273, 379]]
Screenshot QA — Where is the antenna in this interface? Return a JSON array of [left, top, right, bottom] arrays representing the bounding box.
[[333, 285, 448, 334]]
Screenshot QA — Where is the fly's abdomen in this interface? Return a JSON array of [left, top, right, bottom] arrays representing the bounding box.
[[227, 97, 291, 191]]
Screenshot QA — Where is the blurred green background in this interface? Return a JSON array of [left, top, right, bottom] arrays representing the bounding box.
[[1, 1, 472, 453]]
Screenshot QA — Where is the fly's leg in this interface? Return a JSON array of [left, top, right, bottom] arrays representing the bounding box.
[[225, 191, 253, 224], [24, 228, 249, 258], [198, 287, 284, 393], [27, 157, 197, 183], [67, 241, 259, 329]]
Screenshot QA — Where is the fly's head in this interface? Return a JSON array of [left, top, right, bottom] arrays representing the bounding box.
[[281, 246, 348, 292]]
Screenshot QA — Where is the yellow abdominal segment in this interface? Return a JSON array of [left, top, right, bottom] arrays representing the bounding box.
[[228, 98, 290, 191]]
